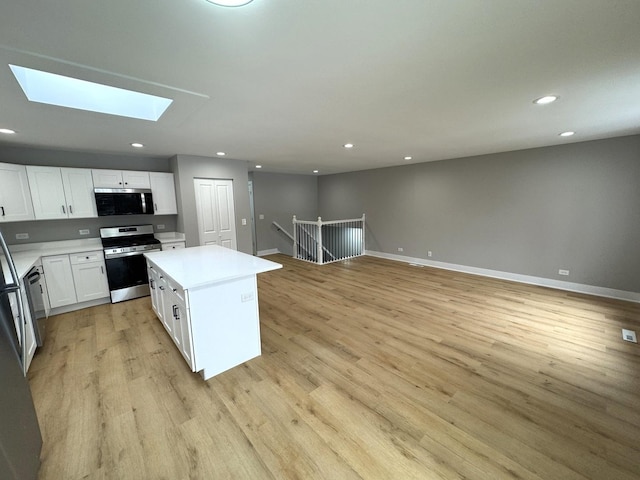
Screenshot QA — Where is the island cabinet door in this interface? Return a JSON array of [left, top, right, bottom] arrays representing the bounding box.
[[170, 291, 193, 370], [147, 264, 161, 318], [158, 277, 174, 337]]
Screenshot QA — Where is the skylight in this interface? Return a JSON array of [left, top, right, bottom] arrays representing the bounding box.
[[9, 64, 173, 121]]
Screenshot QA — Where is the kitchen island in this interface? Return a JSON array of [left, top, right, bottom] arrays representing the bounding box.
[[144, 245, 282, 380]]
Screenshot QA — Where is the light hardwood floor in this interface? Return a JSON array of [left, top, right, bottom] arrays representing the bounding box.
[[28, 254, 640, 479]]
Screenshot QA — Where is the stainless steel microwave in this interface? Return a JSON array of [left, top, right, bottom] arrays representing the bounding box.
[[94, 188, 154, 216]]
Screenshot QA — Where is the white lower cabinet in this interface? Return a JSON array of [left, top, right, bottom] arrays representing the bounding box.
[[42, 255, 77, 308], [20, 282, 37, 371], [10, 283, 37, 373], [43, 251, 109, 309], [157, 275, 174, 338], [145, 253, 271, 380], [69, 251, 109, 302], [164, 279, 192, 367], [147, 261, 194, 369], [148, 265, 162, 319]]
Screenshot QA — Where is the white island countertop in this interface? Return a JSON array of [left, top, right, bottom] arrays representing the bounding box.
[[144, 245, 282, 289]]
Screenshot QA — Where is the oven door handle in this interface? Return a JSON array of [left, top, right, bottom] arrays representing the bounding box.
[[104, 249, 161, 260]]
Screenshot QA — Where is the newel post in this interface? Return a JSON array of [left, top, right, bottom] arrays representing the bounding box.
[[292, 215, 297, 258], [316, 217, 323, 265], [362, 213, 366, 255]]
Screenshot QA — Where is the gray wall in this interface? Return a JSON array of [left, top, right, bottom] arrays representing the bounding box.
[[0, 146, 176, 244], [171, 154, 253, 254], [318, 135, 640, 293], [0, 145, 170, 171], [252, 172, 318, 255]]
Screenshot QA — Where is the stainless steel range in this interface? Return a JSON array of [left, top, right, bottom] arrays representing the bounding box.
[[100, 225, 161, 303]]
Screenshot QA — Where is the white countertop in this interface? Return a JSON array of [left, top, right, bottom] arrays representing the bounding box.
[[144, 245, 282, 289], [2, 238, 103, 282], [154, 232, 186, 244]]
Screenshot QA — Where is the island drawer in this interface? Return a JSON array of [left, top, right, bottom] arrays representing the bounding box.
[[165, 277, 186, 303]]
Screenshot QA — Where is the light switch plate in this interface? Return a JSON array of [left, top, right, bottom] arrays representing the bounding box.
[[16, 233, 29, 240], [79, 229, 90, 235]]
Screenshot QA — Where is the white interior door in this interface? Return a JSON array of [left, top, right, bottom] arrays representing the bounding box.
[[194, 178, 237, 249]]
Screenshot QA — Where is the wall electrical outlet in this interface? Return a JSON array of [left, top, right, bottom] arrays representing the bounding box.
[[427, 251, 432, 257], [241, 218, 247, 226], [622, 329, 637, 343], [16, 233, 29, 240], [259, 214, 264, 220], [157, 224, 165, 230], [241, 292, 254, 303], [558, 269, 570, 276], [398, 247, 404, 252], [79, 229, 90, 235]]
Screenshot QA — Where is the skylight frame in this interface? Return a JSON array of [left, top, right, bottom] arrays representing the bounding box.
[[9, 64, 173, 122]]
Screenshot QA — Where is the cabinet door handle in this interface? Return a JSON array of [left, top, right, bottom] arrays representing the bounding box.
[[62, 205, 66, 214], [1, 206, 4, 216], [150, 279, 155, 289], [155, 203, 158, 211], [39, 284, 43, 294], [101, 266, 104, 274], [159, 286, 165, 291], [69, 205, 73, 214], [172, 305, 179, 320]]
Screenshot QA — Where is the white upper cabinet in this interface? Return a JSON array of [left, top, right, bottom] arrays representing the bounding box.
[[149, 172, 178, 215], [92, 169, 150, 189], [27, 166, 97, 220], [0, 162, 35, 222], [61, 168, 97, 218]]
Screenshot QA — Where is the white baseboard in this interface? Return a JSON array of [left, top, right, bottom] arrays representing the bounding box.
[[257, 248, 280, 257], [49, 297, 111, 316], [365, 250, 640, 304]]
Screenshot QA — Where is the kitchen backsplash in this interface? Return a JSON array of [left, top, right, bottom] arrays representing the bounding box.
[[0, 216, 177, 245]]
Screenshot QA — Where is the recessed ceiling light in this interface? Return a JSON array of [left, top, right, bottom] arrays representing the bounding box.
[[404, 156, 412, 161], [313, 170, 319, 174], [533, 95, 558, 105], [343, 143, 354, 149], [131, 142, 144, 148], [255, 165, 262, 169], [216, 152, 226, 156], [559, 131, 575, 137], [0, 128, 16, 134], [9, 65, 173, 121], [205, 0, 253, 6]]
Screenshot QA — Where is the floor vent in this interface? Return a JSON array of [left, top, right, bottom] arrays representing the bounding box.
[[622, 329, 637, 343]]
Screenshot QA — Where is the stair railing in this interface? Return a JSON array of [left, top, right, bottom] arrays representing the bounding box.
[[293, 214, 365, 265]]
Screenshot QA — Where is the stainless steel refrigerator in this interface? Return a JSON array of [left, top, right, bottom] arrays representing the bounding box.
[[0, 229, 42, 479]]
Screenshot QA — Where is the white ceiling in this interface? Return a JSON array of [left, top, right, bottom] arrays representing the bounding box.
[[1, 0, 639, 174]]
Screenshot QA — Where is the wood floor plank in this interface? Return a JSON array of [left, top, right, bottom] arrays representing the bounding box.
[[28, 254, 640, 479]]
